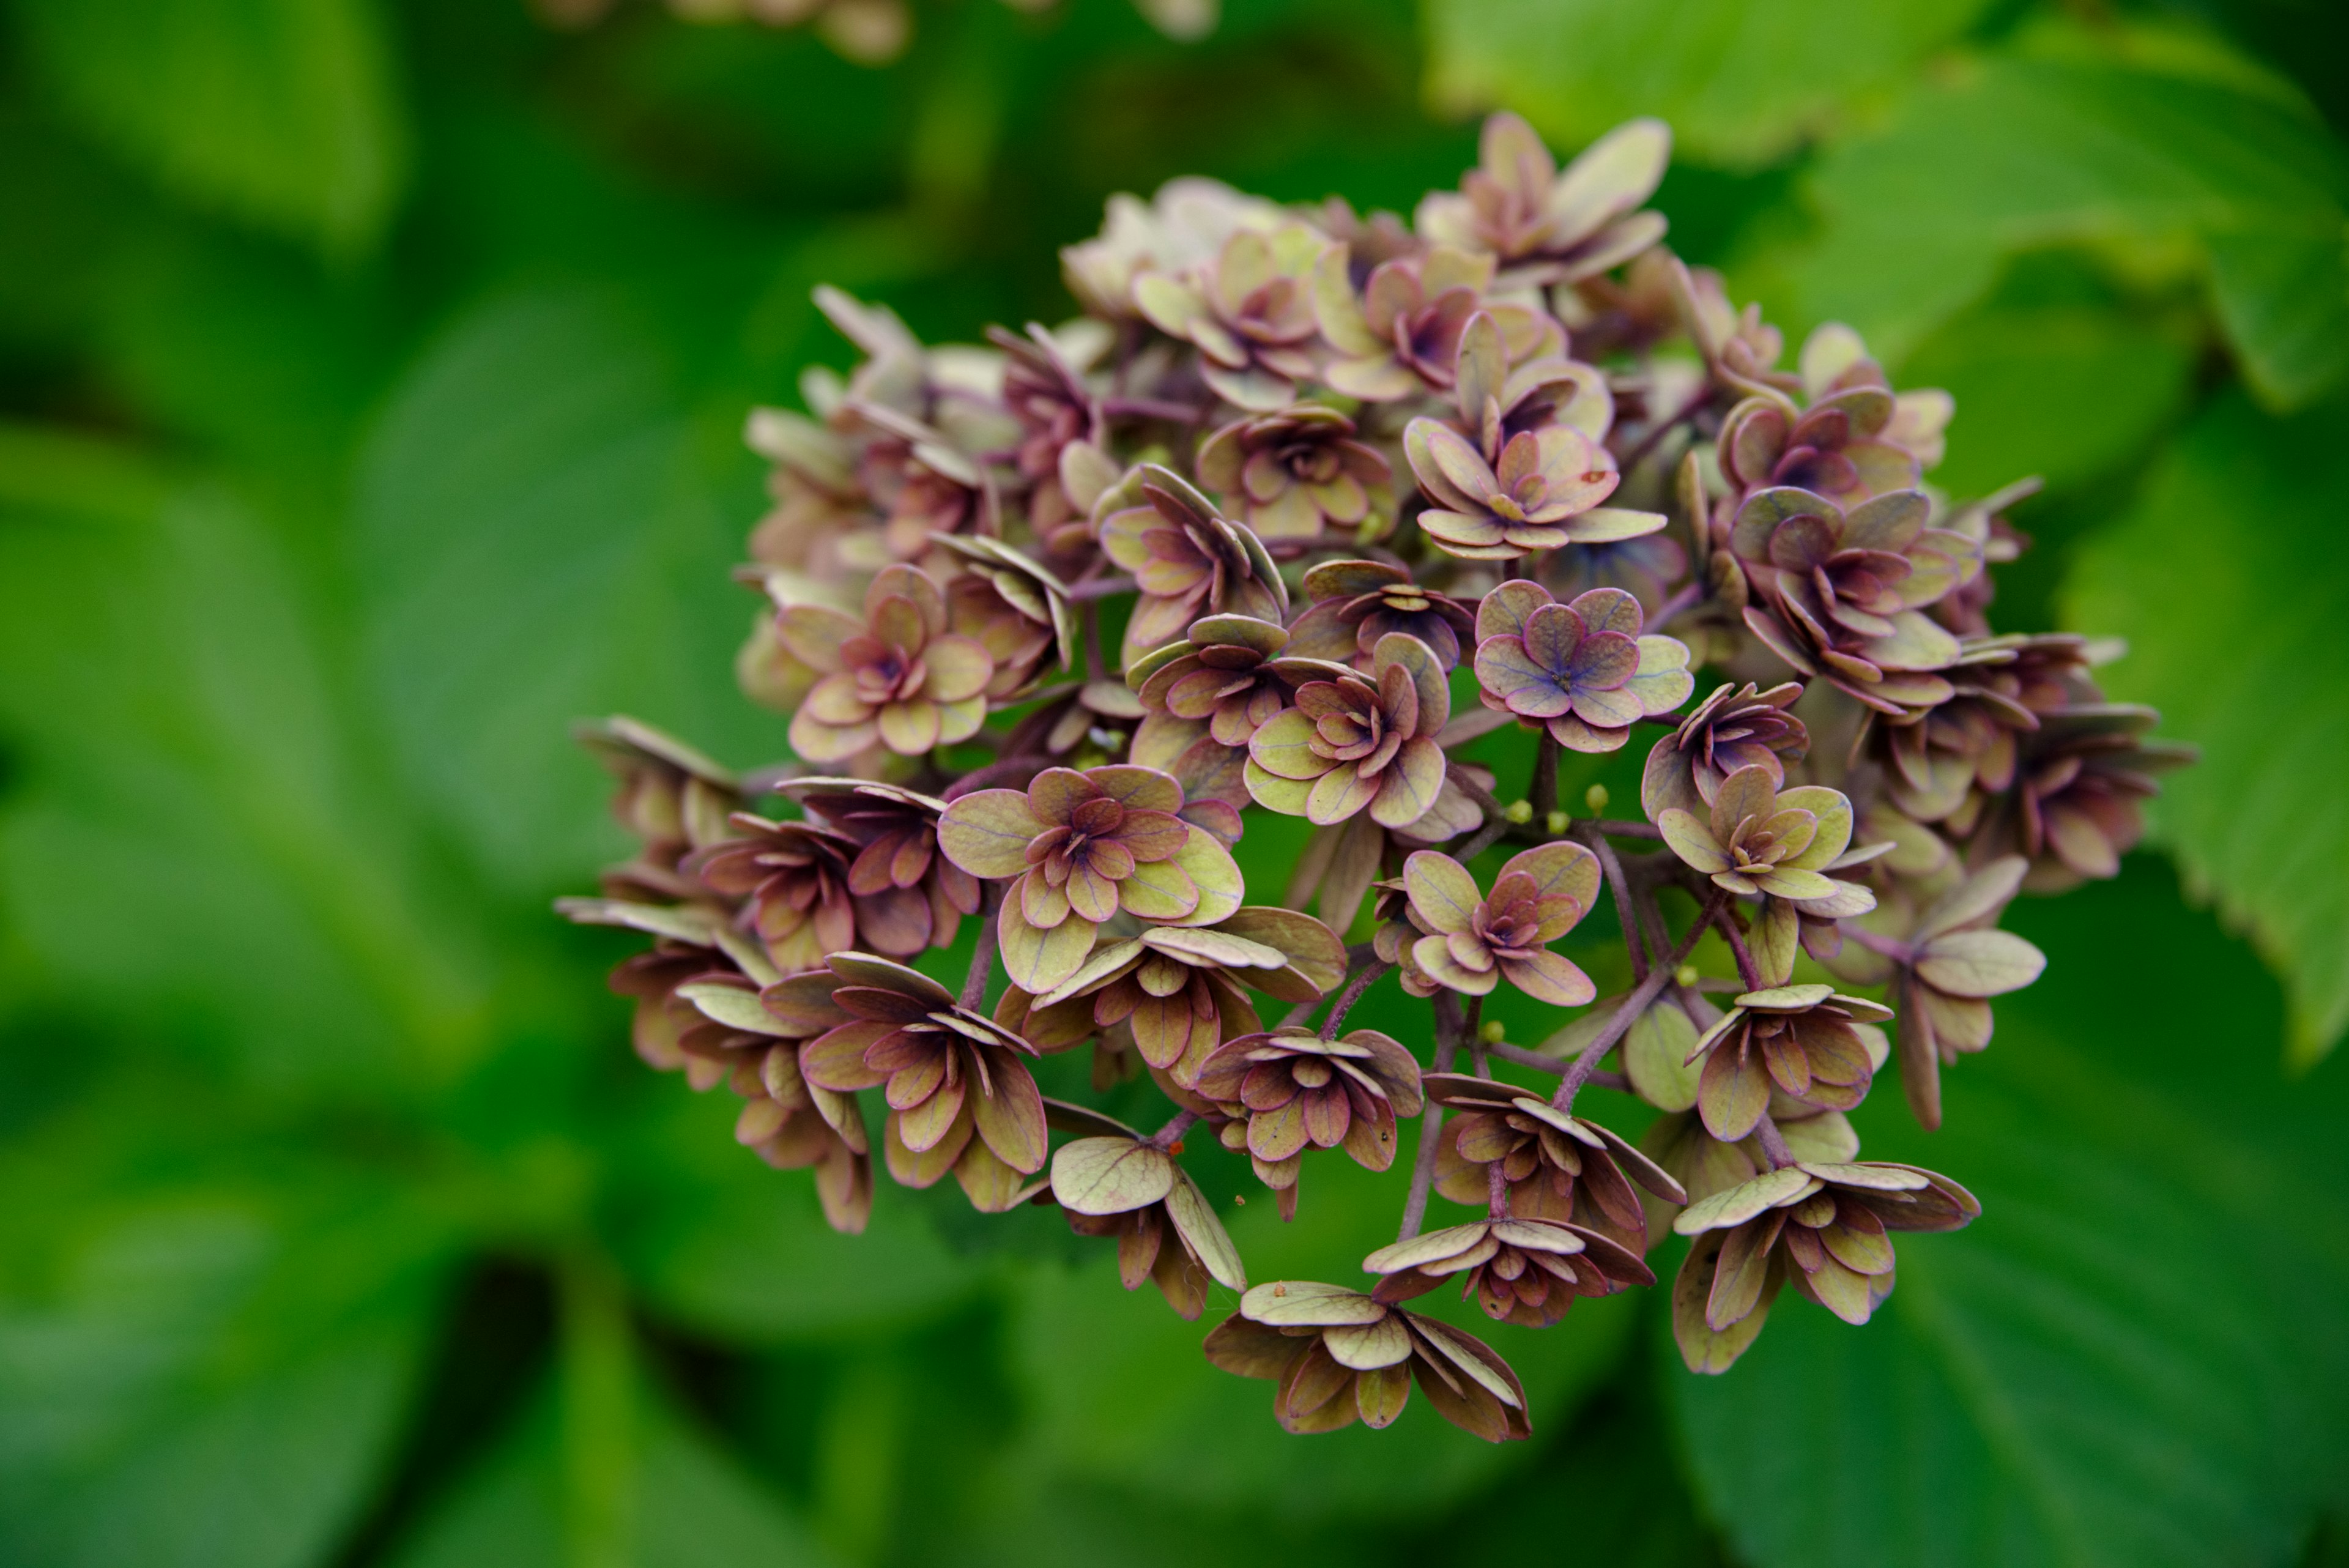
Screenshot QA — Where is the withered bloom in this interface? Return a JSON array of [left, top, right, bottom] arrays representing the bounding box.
[[1134, 224, 1327, 410], [1685, 984, 1894, 1142], [776, 777, 981, 955], [1405, 415, 1664, 562], [1394, 844, 1600, 1005], [778, 563, 996, 761], [937, 764, 1244, 994], [1099, 465, 1290, 663], [1204, 1281, 1531, 1441], [1049, 1120, 1247, 1319], [578, 716, 743, 892], [987, 321, 1102, 488], [1127, 614, 1330, 781], [1415, 113, 1671, 284], [1244, 631, 1450, 831], [796, 953, 1050, 1209], [688, 812, 861, 973], [1422, 1073, 1687, 1248], [1364, 1216, 1653, 1329], [1196, 1028, 1425, 1203], [1285, 559, 1479, 671], [1672, 1161, 1978, 1373], [1640, 681, 1809, 819], [1472, 582, 1692, 751], [1315, 243, 1560, 401], [1195, 404, 1393, 544]]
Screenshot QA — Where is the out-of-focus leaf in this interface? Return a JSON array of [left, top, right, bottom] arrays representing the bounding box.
[[609, 1086, 978, 1342], [387, 1367, 840, 1568], [1674, 863, 2349, 1568], [1893, 282, 2196, 500], [1422, 0, 1991, 170], [1784, 48, 2349, 406], [355, 290, 775, 899], [0, 466, 491, 1094], [1004, 1143, 1631, 1517], [2064, 388, 2349, 1063], [10, 0, 409, 253], [0, 1117, 453, 1568]]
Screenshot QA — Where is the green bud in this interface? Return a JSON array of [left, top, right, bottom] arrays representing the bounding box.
[[1584, 783, 1610, 814], [1545, 810, 1570, 835], [1479, 1020, 1506, 1044], [1502, 798, 1534, 823]]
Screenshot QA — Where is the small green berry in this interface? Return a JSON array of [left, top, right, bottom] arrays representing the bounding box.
[[1502, 798, 1534, 823], [1675, 964, 1700, 987], [1584, 783, 1610, 814], [1479, 1020, 1506, 1044], [1545, 810, 1570, 835]]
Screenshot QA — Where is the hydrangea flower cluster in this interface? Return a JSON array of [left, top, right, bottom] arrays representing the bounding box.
[[561, 113, 2189, 1440]]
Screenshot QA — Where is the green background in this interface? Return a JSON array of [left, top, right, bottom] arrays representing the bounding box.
[[1, 1, 2346, 1564]]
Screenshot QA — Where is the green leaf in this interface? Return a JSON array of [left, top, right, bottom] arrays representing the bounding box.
[[0, 467, 491, 1092], [609, 1087, 978, 1343], [2064, 388, 2349, 1062], [0, 1120, 452, 1568], [354, 290, 774, 899], [1672, 863, 2349, 1567], [11, 0, 409, 253], [1423, 0, 1992, 170], [387, 1368, 841, 1568], [1783, 50, 2349, 406], [1892, 282, 2197, 500]]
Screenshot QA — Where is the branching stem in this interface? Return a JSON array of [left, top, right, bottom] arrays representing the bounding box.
[[1553, 890, 1724, 1113]]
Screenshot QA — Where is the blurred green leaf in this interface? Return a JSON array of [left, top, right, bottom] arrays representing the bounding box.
[[1674, 863, 2349, 1567], [1782, 47, 2349, 406], [1893, 273, 2196, 500], [387, 1364, 840, 1568], [1422, 0, 1991, 170], [0, 467, 491, 1094], [10, 0, 409, 254], [355, 289, 778, 899], [609, 1086, 979, 1343], [2063, 388, 2349, 1063], [0, 1118, 453, 1568]]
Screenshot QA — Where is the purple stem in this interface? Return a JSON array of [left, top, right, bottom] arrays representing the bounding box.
[[959, 886, 1002, 1009], [1320, 961, 1391, 1039], [1553, 890, 1725, 1113], [1754, 1112, 1795, 1170], [1578, 822, 1649, 983], [1066, 574, 1139, 602], [1102, 395, 1204, 423], [1150, 1107, 1201, 1150], [1715, 900, 1764, 990], [1398, 994, 1464, 1241]]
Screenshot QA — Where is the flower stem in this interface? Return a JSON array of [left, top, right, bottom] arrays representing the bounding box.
[[1486, 1157, 1510, 1219], [960, 888, 1001, 1010], [1065, 574, 1139, 602], [1530, 729, 1560, 819], [1714, 900, 1764, 990], [1578, 821, 1649, 983], [1398, 993, 1464, 1241], [1754, 1112, 1795, 1170], [1553, 890, 1724, 1113], [1320, 960, 1390, 1039], [1149, 1108, 1200, 1149]]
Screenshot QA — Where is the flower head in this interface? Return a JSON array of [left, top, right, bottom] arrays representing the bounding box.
[[1195, 1028, 1425, 1198], [776, 777, 981, 955], [1135, 224, 1327, 410], [1685, 984, 1894, 1141], [1657, 763, 1859, 902], [779, 564, 995, 761], [938, 764, 1244, 993], [688, 814, 863, 972], [1099, 465, 1288, 663], [1473, 582, 1692, 751], [1315, 244, 1561, 401], [578, 716, 744, 891], [1195, 404, 1392, 543], [1285, 559, 1479, 671], [1639, 681, 1809, 819], [1672, 1161, 1979, 1372], [796, 952, 1050, 1208], [934, 534, 1077, 701], [1050, 1126, 1247, 1319], [1415, 113, 1671, 284], [1405, 417, 1663, 562], [1244, 632, 1452, 830], [1363, 1216, 1653, 1329], [1395, 844, 1600, 1005], [1204, 1282, 1530, 1441]]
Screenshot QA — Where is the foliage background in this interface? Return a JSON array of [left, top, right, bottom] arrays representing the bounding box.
[[1, 0, 2346, 1564]]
